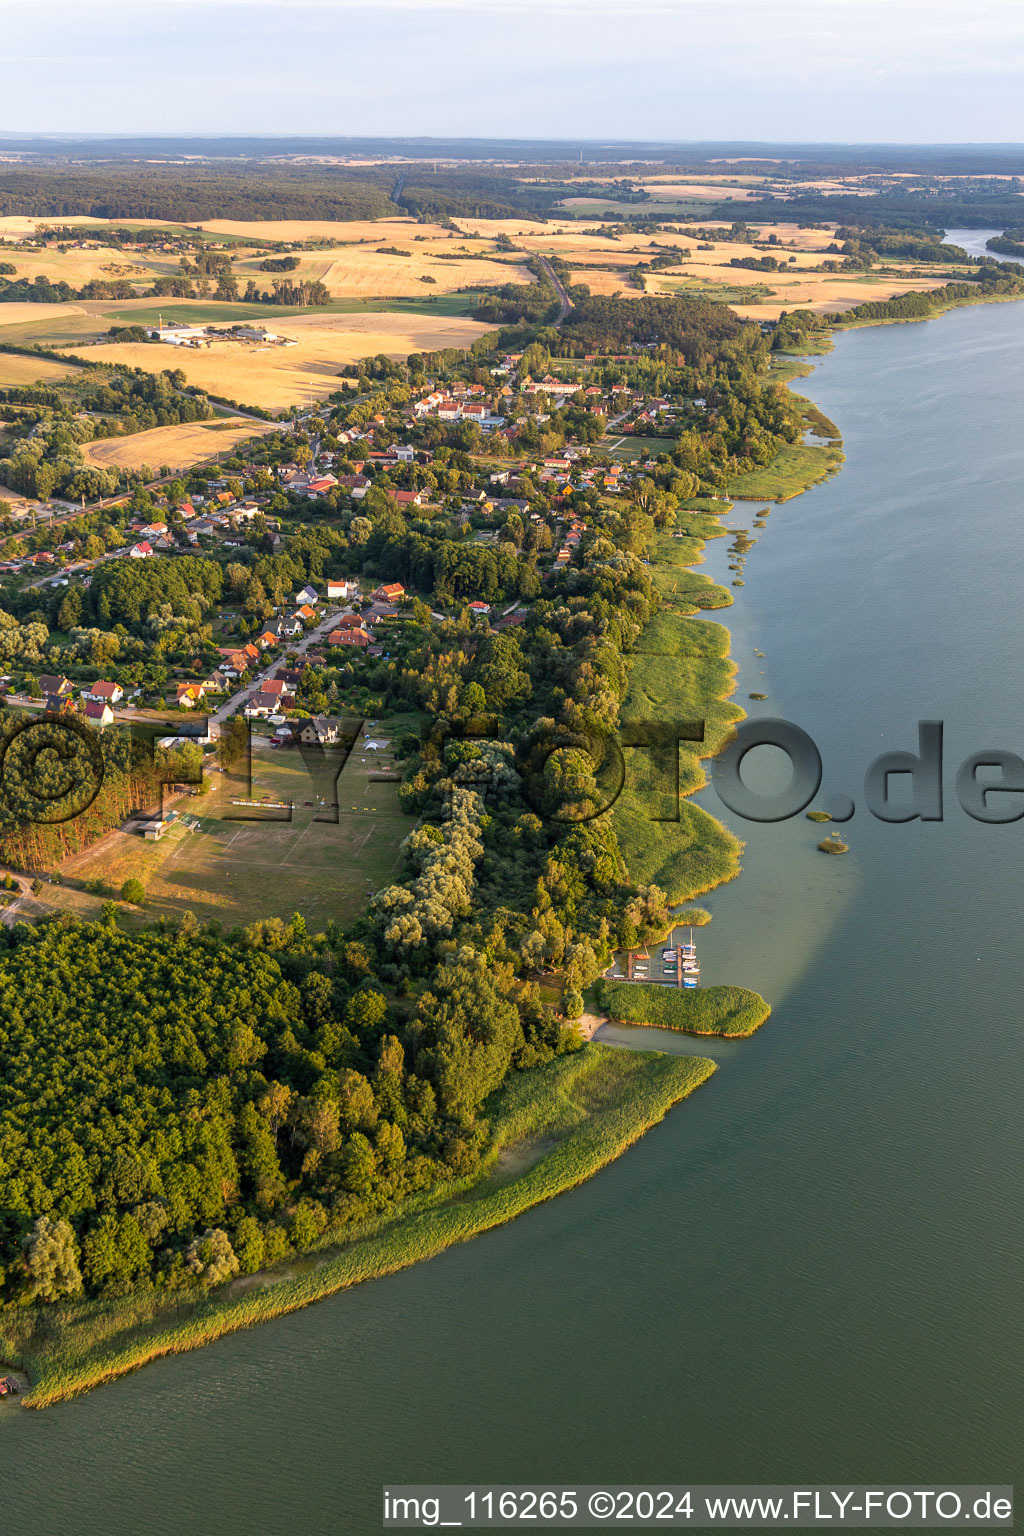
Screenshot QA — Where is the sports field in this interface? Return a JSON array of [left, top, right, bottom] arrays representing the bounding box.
[[54, 731, 412, 929]]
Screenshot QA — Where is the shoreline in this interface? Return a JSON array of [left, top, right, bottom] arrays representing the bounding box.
[[0, 304, 872, 1409], [2, 1047, 715, 1409]]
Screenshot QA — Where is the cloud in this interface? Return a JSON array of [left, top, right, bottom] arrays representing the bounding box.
[[1, 0, 1023, 140]]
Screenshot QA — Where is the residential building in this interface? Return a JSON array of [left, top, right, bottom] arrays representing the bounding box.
[[84, 680, 124, 705], [84, 700, 114, 728], [39, 674, 72, 697], [298, 716, 341, 745]]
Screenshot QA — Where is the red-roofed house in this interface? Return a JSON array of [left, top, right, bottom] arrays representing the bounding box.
[[85, 680, 124, 704], [84, 700, 114, 728]]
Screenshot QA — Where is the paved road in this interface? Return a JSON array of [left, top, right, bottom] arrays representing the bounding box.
[[207, 605, 345, 730]]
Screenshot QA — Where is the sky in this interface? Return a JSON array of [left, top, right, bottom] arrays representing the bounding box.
[[2, 0, 1024, 142]]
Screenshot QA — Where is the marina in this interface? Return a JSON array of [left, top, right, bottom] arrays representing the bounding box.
[[609, 925, 701, 988]]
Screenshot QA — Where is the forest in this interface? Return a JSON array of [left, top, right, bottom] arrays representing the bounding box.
[[0, 824, 578, 1303], [986, 228, 1024, 258], [0, 164, 398, 222]]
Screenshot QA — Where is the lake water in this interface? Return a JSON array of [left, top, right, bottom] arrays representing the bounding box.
[[4, 301, 1024, 1534]]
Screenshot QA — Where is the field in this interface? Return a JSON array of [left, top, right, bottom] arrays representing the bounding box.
[[0, 1044, 716, 1407], [0, 244, 175, 287], [79, 416, 278, 472], [69, 308, 496, 408], [0, 351, 84, 386], [197, 217, 454, 243], [48, 733, 412, 930], [447, 217, 962, 318], [231, 244, 530, 299], [607, 434, 679, 461], [0, 302, 104, 343], [0, 213, 976, 375]]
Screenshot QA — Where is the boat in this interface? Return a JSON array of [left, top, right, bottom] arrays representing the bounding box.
[[678, 928, 700, 987]]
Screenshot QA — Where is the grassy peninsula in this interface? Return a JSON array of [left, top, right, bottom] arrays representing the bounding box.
[[611, 523, 746, 903], [1, 1045, 714, 1408], [602, 981, 771, 1037]]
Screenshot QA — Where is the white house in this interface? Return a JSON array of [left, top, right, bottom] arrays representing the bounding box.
[[84, 680, 124, 705], [326, 579, 358, 600], [128, 541, 153, 559], [295, 585, 319, 606]]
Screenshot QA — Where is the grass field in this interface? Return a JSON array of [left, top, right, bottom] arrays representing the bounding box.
[[608, 434, 679, 460], [0, 351, 84, 386], [609, 530, 745, 904], [50, 734, 412, 930], [79, 416, 277, 472], [0, 1043, 716, 1407], [602, 980, 771, 1036], [727, 440, 845, 501]]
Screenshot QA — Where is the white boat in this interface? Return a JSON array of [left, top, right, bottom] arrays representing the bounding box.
[[679, 928, 700, 986]]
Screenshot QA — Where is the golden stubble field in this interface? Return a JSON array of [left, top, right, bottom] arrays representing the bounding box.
[[232, 244, 531, 298], [71, 309, 496, 409], [0, 245, 175, 287], [445, 219, 952, 319], [79, 416, 278, 472], [0, 351, 84, 386]]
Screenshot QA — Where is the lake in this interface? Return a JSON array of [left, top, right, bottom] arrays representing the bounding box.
[[4, 299, 1024, 1535]]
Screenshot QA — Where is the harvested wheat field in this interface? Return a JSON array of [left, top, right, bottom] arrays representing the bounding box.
[[0, 245, 175, 288], [232, 244, 529, 298], [0, 301, 96, 330], [568, 269, 644, 297], [649, 267, 950, 319], [198, 216, 453, 244], [79, 417, 277, 472], [69, 310, 495, 410], [0, 352, 84, 386], [728, 276, 951, 320]]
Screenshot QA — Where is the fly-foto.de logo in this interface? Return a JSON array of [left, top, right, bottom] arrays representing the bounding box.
[[3, 713, 1023, 829]]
